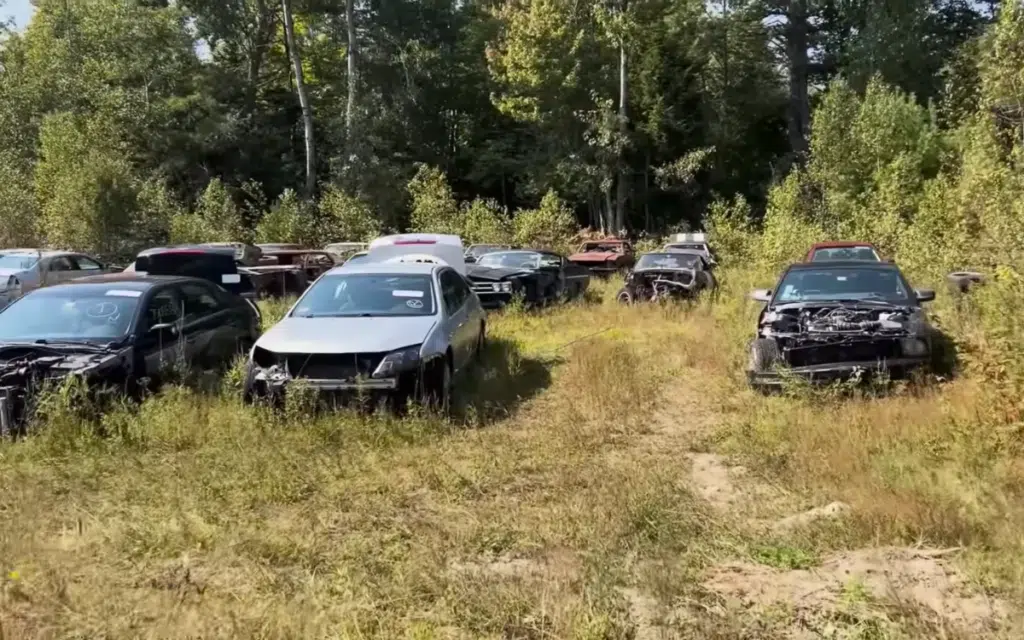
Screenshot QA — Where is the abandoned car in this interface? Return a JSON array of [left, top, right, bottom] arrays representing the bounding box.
[[616, 251, 716, 304], [568, 237, 636, 275], [746, 261, 936, 388], [243, 234, 486, 412], [805, 241, 882, 262], [467, 249, 590, 308], [0, 249, 118, 310], [0, 274, 261, 433], [661, 232, 717, 264]]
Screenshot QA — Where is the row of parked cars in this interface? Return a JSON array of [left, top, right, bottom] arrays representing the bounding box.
[[0, 233, 644, 432]]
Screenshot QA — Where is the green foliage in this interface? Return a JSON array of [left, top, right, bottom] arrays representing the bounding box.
[[512, 190, 577, 252], [317, 186, 383, 242], [407, 165, 462, 235], [254, 189, 317, 245], [461, 198, 513, 245], [170, 178, 248, 245], [0, 152, 40, 247]]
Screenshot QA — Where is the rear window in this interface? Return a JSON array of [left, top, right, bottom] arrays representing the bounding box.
[[136, 252, 251, 294]]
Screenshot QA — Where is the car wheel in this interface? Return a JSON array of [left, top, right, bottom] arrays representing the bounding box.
[[616, 288, 634, 304], [420, 358, 453, 416], [242, 360, 259, 404]]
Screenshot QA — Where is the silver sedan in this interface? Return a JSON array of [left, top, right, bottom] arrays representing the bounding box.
[[243, 262, 486, 412]]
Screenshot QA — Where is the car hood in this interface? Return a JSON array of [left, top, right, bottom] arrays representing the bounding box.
[[467, 265, 534, 281], [0, 267, 27, 280], [256, 316, 437, 354], [569, 252, 621, 262]]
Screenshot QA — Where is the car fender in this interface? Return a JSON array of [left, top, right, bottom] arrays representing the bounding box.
[[420, 321, 448, 363]]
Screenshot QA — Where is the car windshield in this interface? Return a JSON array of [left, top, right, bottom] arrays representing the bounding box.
[[291, 273, 436, 317], [811, 246, 879, 261], [468, 245, 506, 257], [582, 243, 624, 253], [477, 252, 541, 269], [0, 254, 40, 270], [0, 287, 140, 342], [636, 253, 700, 270], [344, 253, 369, 265], [773, 267, 911, 304]]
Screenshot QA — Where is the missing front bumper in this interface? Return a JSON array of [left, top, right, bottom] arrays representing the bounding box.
[[748, 357, 930, 387]]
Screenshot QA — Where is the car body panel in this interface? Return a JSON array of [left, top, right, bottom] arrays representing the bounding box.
[[466, 250, 590, 308], [567, 238, 635, 274]]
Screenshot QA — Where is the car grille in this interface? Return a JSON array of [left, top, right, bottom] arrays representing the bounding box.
[[786, 339, 900, 368], [284, 353, 386, 379], [471, 281, 505, 295]]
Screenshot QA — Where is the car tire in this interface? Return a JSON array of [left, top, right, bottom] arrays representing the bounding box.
[[475, 325, 486, 363], [419, 358, 453, 416], [748, 338, 781, 374], [616, 288, 634, 304]]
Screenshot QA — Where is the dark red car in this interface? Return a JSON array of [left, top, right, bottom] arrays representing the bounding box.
[[805, 241, 883, 262]]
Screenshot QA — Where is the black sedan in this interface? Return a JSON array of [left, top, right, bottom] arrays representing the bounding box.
[[466, 250, 590, 309], [0, 274, 260, 432], [746, 261, 936, 389]]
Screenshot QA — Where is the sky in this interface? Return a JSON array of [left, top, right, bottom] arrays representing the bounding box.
[[3, 0, 32, 29]]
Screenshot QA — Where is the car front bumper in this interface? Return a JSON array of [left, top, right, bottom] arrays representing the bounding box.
[[748, 356, 930, 387]]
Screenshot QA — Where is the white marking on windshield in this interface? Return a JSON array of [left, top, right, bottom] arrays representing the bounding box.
[[106, 289, 142, 297], [392, 290, 424, 298]]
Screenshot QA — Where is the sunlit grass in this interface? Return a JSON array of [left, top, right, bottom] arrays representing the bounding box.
[[1, 274, 1023, 637]]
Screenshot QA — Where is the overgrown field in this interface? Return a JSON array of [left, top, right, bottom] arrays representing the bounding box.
[[1, 275, 1021, 639]]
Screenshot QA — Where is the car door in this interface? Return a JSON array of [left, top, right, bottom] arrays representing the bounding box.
[[136, 286, 186, 379], [70, 254, 107, 279], [438, 268, 471, 370], [175, 281, 236, 369], [451, 273, 480, 357], [40, 256, 77, 287]]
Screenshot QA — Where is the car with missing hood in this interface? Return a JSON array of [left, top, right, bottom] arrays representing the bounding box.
[[243, 233, 486, 412], [746, 261, 936, 389], [0, 274, 260, 434], [568, 237, 636, 275], [466, 249, 590, 308], [616, 251, 716, 304]]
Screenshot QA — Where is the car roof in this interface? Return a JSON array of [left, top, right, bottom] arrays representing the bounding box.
[[809, 241, 878, 250], [327, 262, 441, 276], [0, 249, 77, 257], [139, 245, 236, 256], [785, 260, 899, 272], [29, 274, 194, 294]]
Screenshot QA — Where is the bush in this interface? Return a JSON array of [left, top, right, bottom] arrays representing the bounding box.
[[512, 190, 577, 252], [254, 189, 317, 245], [461, 198, 512, 245], [408, 164, 461, 235], [318, 186, 383, 242]]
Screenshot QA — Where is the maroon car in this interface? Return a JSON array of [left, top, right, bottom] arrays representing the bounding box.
[[568, 237, 636, 276]]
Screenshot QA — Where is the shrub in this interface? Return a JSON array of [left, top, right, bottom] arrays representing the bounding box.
[[512, 190, 578, 252], [318, 186, 383, 242]]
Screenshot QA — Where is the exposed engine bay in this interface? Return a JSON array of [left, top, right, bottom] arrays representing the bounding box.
[[760, 305, 912, 341], [0, 347, 123, 436], [624, 269, 697, 302]]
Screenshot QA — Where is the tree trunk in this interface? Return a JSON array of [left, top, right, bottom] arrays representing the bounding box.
[[345, 0, 357, 158], [281, 0, 316, 197], [614, 0, 629, 235], [784, 0, 811, 158]]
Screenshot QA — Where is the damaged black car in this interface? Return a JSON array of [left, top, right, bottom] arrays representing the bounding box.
[[0, 275, 260, 434], [617, 251, 716, 303], [746, 261, 936, 389], [466, 250, 590, 309]]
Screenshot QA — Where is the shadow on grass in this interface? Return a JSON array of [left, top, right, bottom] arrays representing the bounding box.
[[457, 336, 556, 426]]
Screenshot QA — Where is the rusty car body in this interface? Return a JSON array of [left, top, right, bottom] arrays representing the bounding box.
[[567, 237, 635, 276]]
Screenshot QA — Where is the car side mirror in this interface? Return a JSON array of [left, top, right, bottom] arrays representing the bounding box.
[[464, 255, 477, 263], [150, 321, 179, 336], [914, 288, 935, 303], [749, 289, 772, 303]]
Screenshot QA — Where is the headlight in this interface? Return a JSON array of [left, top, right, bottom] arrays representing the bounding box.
[[251, 345, 281, 368], [499, 281, 512, 293], [372, 345, 422, 378], [900, 338, 928, 357]]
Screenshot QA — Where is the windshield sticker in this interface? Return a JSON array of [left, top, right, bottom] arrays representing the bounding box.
[[106, 289, 142, 297], [221, 273, 242, 284], [392, 290, 424, 298], [406, 299, 424, 309], [836, 276, 848, 281]]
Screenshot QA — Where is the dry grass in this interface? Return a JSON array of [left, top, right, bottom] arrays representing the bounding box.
[[1, 276, 1023, 638]]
